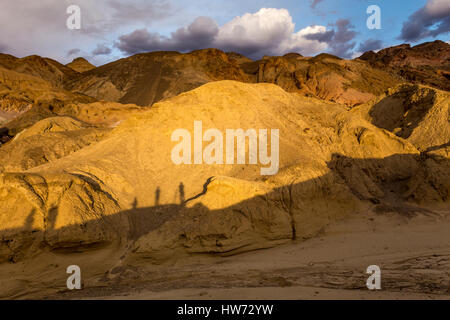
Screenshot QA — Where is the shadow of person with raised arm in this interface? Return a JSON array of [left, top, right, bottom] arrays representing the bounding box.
[[1, 152, 448, 265], [131, 197, 138, 210], [155, 187, 161, 206], [47, 206, 58, 230], [24, 209, 36, 231], [179, 182, 185, 206]]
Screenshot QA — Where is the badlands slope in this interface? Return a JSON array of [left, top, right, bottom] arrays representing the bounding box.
[[65, 49, 400, 107], [360, 40, 450, 91], [2, 40, 448, 138], [0, 81, 448, 264], [0, 42, 448, 299]]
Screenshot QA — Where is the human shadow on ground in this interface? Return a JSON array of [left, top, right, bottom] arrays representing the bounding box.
[[0, 152, 448, 264]]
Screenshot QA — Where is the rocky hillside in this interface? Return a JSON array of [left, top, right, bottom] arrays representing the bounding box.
[[66, 57, 96, 73], [65, 49, 253, 106], [2, 40, 446, 134], [241, 52, 400, 106], [359, 40, 450, 91], [0, 39, 448, 298], [0, 81, 448, 263], [0, 40, 448, 264], [65, 49, 400, 107], [354, 84, 450, 156], [0, 54, 78, 87]]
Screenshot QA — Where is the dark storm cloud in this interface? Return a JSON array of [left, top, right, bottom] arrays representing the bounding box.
[[330, 19, 357, 58], [304, 29, 335, 42], [115, 9, 331, 59], [310, 0, 324, 9], [170, 16, 219, 49], [92, 44, 112, 55], [358, 39, 383, 52], [305, 19, 357, 58], [399, 0, 450, 41], [67, 48, 81, 56], [116, 17, 219, 54]]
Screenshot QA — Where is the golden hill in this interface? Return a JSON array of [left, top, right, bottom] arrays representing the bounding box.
[[354, 84, 450, 156], [0, 53, 77, 87], [0, 81, 447, 263], [66, 57, 96, 73], [0, 41, 448, 299]]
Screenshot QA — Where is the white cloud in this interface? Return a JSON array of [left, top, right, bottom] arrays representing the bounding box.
[[117, 8, 331, 58], [215, 8, 328, 57]]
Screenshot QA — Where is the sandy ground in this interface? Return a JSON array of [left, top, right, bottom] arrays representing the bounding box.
[[1, 206, 449, 300]]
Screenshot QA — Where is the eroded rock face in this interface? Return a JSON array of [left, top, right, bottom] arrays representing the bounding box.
[[0, 54, 78, 88], [0, 81, 447, 263], [0, 117, 110, 172], [64, 49, 253, 107], [354, 84, 450, 156], [242, 53, 399, 106], [359, 40, 450, 91], [64, 49, 400, 107], [1, 40, 446, 128], [0, 65, 96, 132]]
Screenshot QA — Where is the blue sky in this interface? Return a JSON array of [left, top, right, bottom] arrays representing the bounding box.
[[0, 0, 448, 65]]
